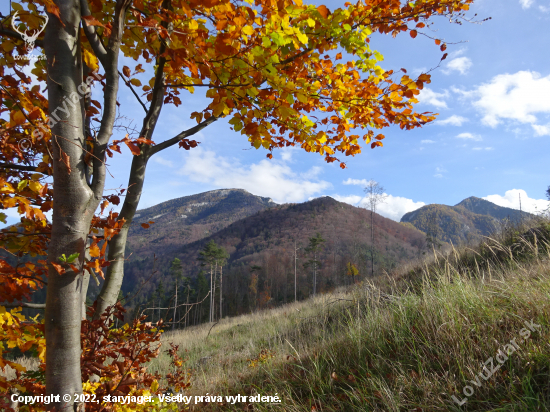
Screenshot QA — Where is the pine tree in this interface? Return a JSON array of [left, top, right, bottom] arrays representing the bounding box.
[[304, 233, 326, 296]]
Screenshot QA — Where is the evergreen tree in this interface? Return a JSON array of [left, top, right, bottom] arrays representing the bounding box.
[[304, 233, 325, 296]]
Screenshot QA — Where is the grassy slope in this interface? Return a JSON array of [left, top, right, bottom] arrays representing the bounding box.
[[150, 219, 550, 411]]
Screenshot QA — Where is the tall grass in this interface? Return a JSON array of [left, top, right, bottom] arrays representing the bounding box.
[[149, 217, 550, 411]]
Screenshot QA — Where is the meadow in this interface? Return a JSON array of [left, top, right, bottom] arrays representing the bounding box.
[[147, 216, 550, 411]]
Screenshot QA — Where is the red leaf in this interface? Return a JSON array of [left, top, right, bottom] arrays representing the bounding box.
[[141, 223, 150, 229], [440, 43, 447, 51], [410, 30, 417, 38], [441, 53, 448, 61]]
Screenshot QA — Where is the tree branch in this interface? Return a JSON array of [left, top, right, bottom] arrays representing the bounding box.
[[1, 302, 46, 309], [0, 25, 44, 48], [119, 70, 148, 112], [80, 0, 108, 65], [149, 116, 217, 156], [0, 162, 39, 172], [89, 0, 132, 204]]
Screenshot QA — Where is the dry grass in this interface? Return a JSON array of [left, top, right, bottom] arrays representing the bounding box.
[[0, 356, 39, 381], [149, 217, 550, 411]]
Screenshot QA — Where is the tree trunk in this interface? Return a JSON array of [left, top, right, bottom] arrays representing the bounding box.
[[94, 154, 148, 318], [219, 265, 223, 320], [172, 279, 177, 331], [43, 0, 98, 407]]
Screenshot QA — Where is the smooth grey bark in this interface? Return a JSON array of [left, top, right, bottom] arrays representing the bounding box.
[[43, 0, 130, 408], [44, 0, 92, 407]]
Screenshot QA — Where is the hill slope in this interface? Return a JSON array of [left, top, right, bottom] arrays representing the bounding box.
[[400, 196, 533, 245], [123, 195, 428, 312], [125, 188, 276, 258]]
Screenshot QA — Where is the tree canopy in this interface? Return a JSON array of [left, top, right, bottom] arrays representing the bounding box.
[[0, 0, 475, 407]]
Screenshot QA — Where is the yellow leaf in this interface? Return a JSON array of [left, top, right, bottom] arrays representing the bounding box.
[[11, 111, 27, 126], [242, 25, 254, 36], [89, 243, 100, 258], [83, 49, 99, 72], [28, 181, 42, 193], [189, 20, 198, 30], [151, 380, 159, 393]]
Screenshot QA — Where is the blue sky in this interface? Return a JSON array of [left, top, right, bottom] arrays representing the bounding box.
[[4, 0, 550, 225]]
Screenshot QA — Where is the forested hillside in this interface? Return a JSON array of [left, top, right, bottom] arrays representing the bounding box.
[[121, 195, 428, 324], [400, 196, 534, 245]]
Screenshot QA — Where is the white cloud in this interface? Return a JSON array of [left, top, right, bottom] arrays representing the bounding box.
[[532, 124, 550, 136], [457, 132, 482, 141], [153, 156, 173, 167], [483, 189, 549, 214], [520, 0, 534, 8], [374, 195, 426, 221], [443, 56, 473, 75], [436, 115, 468, 126], [418, 88, 449, 108], [177, 148, 331, 203], [343, 178, 369, 186], [465, 71, 550, 128], [330, 194, 363, 205], [421, 139, 436, 144], [434, 166, 446, 178], [280, 147, 297, 162], [329, 194, 425, 221], [473, 147, 494, 151], [540, 5, 550, 12]]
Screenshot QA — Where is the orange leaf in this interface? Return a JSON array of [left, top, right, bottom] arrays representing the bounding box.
[[141, 223, 150, 229], [317, 5, 329, 18], [82, 15, 104, 27], [124, 140, 141, 155], [60, 150, 71, 174], [410, 30, 417, 38], [335, 53, 342, 60], [123, 66, 131, 77], [435, 39, 441, 45], [89, 243, 101, 258], [51, 262, 65, 275]]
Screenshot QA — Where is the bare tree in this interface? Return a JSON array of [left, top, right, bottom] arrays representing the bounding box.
[[363, 180, 387, 277]]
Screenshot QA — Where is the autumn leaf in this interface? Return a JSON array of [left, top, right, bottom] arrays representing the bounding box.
[[89, 243, 100, 258], [124, 140, 141, 155], [82, 15, 104, 27], [317, 5, 330, 18], [410, 29, 417, 38], [83, 49, 99, 72], [122, 66, 131, 77], [60, 149, 71, 174]]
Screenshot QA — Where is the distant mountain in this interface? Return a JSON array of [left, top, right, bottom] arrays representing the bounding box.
[[455, 196, 531, 221], [122, 195, 428, 313], [125, 188, 276, 258], [400, 196, 533, 246]]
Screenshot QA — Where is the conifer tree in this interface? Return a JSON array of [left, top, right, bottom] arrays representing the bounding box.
[[304, 233, 325, 295]]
